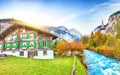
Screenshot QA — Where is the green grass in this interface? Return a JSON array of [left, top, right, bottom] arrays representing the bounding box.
[[76, 58, 87, 75], [0, 56, 87, 75]]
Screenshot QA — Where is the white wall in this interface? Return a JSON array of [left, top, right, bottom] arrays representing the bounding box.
[[34, 50, 54, 59], [0, 51, 28, 58], [0, 50, 54, 59]]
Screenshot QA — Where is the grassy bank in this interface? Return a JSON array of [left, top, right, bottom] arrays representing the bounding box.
[[76, 57, 87, 75], [0, 56, 87, 75]]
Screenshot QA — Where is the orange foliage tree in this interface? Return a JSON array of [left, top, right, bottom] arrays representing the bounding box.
[[70, 41, 84, 53], [57, 40, 71, 52], [57, 40, 84, 52]]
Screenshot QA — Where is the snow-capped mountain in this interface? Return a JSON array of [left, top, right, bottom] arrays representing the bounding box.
[[40, 26, 81, 42]]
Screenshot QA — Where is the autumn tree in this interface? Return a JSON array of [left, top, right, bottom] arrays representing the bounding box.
[[81, 35, 89, 45], [52, 40, 60, 51], [57, 39, 70, 52], [52, 40, 60, 56], [105, 35, 115, 47], [70, 41, 84, 54]]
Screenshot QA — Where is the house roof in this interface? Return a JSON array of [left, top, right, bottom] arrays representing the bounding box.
[[0, 18, 58, 39]]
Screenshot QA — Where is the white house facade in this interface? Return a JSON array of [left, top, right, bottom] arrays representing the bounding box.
[[0, 19, 57, 59]]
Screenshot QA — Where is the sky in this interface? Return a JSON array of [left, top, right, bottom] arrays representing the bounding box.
[[0, 0, 120, 35]]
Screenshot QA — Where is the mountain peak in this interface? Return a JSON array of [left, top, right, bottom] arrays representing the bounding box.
[[40, 26, 81, 42]]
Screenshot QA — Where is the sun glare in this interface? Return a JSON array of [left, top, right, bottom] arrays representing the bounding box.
[[8, 10, 56, 26]]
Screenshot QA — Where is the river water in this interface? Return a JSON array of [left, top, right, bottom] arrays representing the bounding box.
[[84, 50, 120, 75]]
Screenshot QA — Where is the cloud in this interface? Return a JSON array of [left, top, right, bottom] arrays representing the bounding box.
[[54, 14, 78, 25], [86, 2, 109, 13], [86, 1, 120, 13]]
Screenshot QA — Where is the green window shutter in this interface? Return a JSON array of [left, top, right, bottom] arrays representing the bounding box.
[[34, 41, 36, 48], [33, 34, 36, 38], [26, 42, 30, 48], [6, 44, 9, 48], [20, 42, 23, 48], [2, 44, 5, 49], [4, 44, 6, 49], [39, 40, 43, 48], [10, 43, 12, 48], [46, 40, 50, 47], [26, 33, 30, 39], [15, 42, 18, 48], [0, 44, 4, 49]]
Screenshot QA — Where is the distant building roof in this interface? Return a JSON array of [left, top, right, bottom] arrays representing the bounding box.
[[94, 23, 108, 32]]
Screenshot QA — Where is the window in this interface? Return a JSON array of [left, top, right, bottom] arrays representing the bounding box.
[[5, 37, 7, 41], [29, 42, 34, 49], [22, 42, 27, 50], [10, 36, 13, 41], [13, 43, 18, 48], [29, 41, 36, 49], [34, 51, 38, 56], [22, 34, 26, 39], [29, 33, 36, 39], [7, 37, 10, 41], [21, 33, 30, 39], [30, 34, 34, 38], [13, 32, 16, 34], [0, 44, 2, 49], [20, 51, 24, 56], [13, 35, 18, 40], [12, 43, 15, 48], [43, 50, 47, 56], [43, 41, 45, 46], [23, 29, 26, 32], [42, 34, 45, 38], [6, 44, 10, 48]]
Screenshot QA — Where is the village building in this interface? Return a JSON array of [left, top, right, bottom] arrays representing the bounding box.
[[94, 19, 106, 34], [100, 19, 106, 33], [0, 18, 57, 59]]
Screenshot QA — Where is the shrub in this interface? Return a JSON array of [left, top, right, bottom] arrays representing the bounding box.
[[113, 39, 120, 60], [105, 36, 115, 47], [89, 47, 96, 51]]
